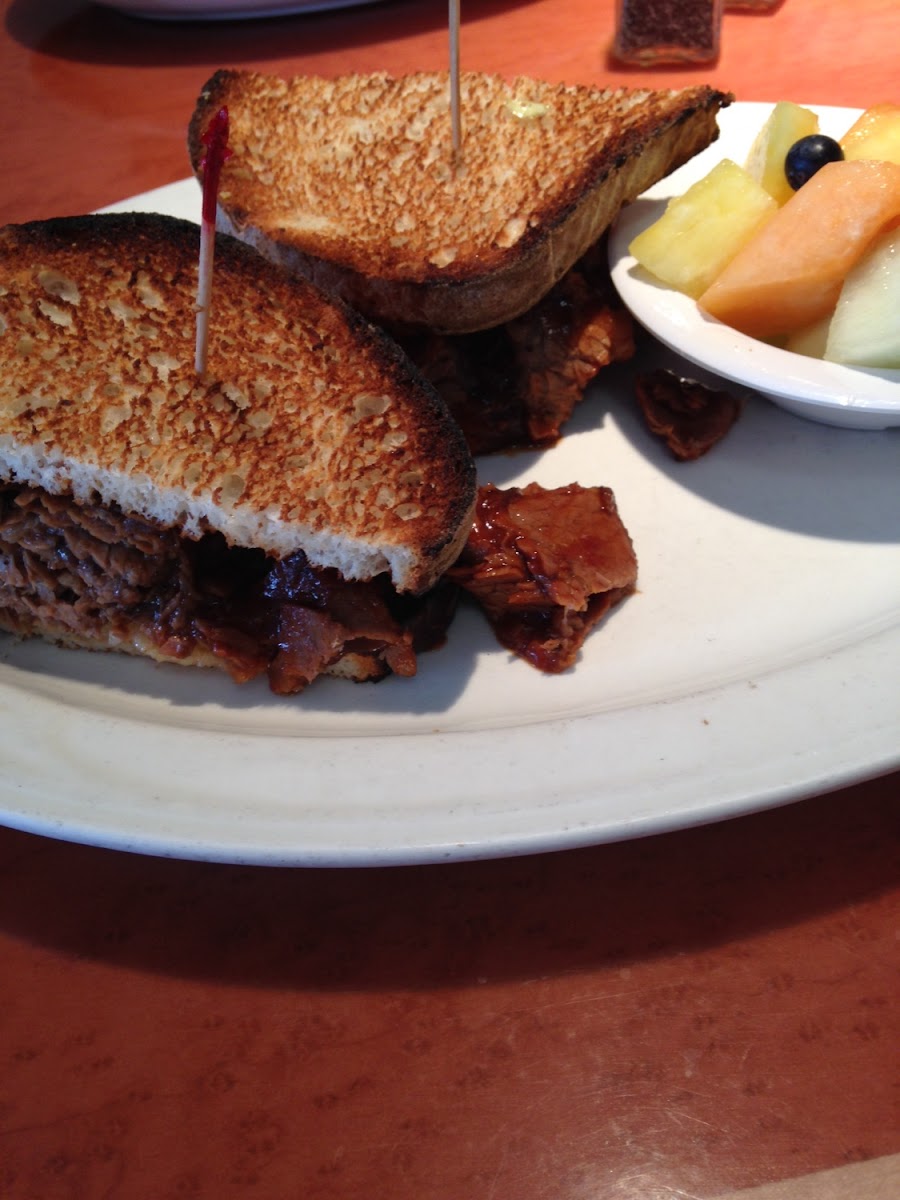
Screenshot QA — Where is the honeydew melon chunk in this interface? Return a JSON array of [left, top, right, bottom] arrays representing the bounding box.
[[785, 313, 833, 359], [840, 103, 900, 166], [697, 159, 900, 341], [628, 159, 778, 299], [824, 226, 900, 367], [746, 101, 820, 205]]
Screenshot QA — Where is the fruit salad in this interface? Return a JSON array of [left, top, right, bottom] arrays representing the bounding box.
[[629, 102, 900, 369]]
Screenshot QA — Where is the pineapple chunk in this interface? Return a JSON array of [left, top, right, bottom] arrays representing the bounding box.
[[746, 101, 820, 204], [697, 160, 900, 341], [629, 159, 778, 299], [824, 226, 900, 367], [840, 103, 900, 166]]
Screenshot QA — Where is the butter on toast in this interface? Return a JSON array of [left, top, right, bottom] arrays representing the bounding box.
[[0, 213, 475, 594], [188, 70, 731, 333]]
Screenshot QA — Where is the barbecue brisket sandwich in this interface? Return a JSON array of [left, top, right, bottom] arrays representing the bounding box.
[[0, 212, 476, 694], [188, 70, 732, 451]]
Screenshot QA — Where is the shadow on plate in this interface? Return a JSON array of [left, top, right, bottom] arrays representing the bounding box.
[[593, 342, 900, 546]]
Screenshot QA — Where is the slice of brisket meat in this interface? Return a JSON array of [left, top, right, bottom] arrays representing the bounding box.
[[398, 246, 635, 455], [447, 482, 637, 672], [635, 369, 743, 461], [0, 485, 457, 694]]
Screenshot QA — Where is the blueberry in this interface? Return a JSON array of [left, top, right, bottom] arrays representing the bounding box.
[[785, 134, 845, 190]]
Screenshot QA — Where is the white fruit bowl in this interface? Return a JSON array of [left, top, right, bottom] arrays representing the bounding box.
[[609, 102, 900, 431]]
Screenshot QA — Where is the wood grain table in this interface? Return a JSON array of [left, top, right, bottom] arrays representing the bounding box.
[[1, 1, 898, 1196]]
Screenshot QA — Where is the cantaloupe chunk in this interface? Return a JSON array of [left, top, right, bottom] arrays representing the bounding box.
[[840, 103, 900, 166], [746, 101, 820, 205], [697, 159, 900, 340]]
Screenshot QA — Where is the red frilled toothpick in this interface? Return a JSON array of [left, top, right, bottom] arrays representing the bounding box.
[[195, 106, 232, 376]]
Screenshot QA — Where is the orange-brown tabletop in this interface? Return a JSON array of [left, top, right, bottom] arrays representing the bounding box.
[[1, 1, 899, 1196]]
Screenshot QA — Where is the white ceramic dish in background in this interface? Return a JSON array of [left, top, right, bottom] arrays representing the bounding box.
[[0, 179, 898, 867], [609, 103, 900, 431], [96, 0, 381, 21]]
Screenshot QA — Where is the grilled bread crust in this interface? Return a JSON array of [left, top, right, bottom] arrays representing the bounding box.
[[188, 70, 731, 333], [0, 213, 475, 593]]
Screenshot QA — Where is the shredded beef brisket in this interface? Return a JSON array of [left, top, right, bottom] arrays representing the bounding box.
[[0, 478, 639, 688], [398, 247, 635, 455], [0, 484, 456, 694], [635, 369, 743, 461]]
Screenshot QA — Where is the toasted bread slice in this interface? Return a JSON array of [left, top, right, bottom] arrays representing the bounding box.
[[0, 213, 475, 594], [188, 70, 731, 333]]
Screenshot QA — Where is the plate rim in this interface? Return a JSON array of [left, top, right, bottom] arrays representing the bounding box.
[[95, 0, 381, 20], [2, 619, 898, 865]]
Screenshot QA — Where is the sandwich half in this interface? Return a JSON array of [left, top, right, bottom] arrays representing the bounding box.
[[188, 69, 730, 334], [0, 213, 476, 693], [188, 70, 731, 450]]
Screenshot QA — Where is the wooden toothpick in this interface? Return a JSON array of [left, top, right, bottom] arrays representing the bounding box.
[[449, 0, 461, 166], [195, 106, 231, 377]]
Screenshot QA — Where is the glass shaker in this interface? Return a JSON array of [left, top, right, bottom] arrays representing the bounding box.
[[613, 0, 724, 66]]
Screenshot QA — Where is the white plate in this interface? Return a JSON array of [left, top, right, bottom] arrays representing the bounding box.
[[96, 0, 381, 20], [609, 103, 900, 431], [1, 179, 898, 866]]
